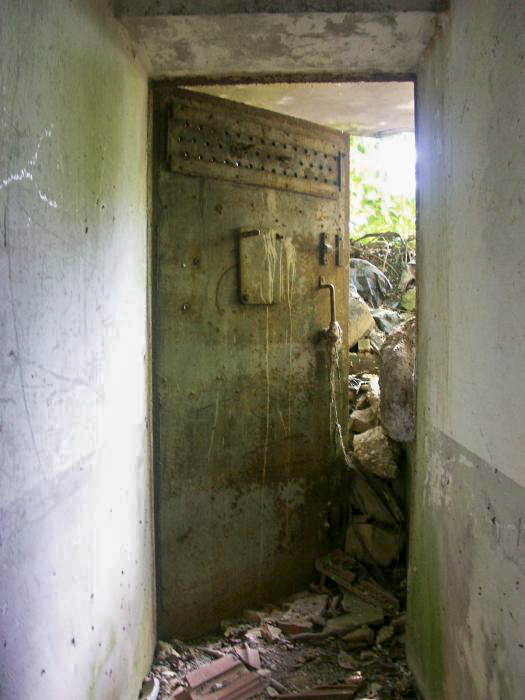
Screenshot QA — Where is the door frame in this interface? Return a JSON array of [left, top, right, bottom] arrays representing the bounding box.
[[146, 73, 418, 633]]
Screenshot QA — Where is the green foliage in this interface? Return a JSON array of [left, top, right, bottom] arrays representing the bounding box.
[[349, 134, 416, 240]]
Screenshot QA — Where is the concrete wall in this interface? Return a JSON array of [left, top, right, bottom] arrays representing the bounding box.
[[119, 10, 437, 79], [408, 2, 525, 698], [0, 1, 154, 698]]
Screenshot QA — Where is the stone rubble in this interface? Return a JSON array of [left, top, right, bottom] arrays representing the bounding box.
[[346, 236, 416, 577], [379, 319, 416, 443], [141, 554, 416, 700], [352, 427, 400, 480]]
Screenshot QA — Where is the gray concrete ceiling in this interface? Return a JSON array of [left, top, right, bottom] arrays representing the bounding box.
[[119, 10, 438, 79], [184, 82, 414, 136]]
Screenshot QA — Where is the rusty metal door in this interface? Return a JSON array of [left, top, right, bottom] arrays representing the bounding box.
[[152, 87, 349, 638]]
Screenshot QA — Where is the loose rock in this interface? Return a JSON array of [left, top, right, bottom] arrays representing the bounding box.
[[349, 407, 377, 433], [349, 471, 403, 526], [368, 327, 386, 353], [345, 523, 404, 567], [343, 626, 375, 648], [348, 352, 379, 374], [371, 308, 403, 334], [379, 318, 416, 442], [365, 375, 381, 416], [337, 650, 358, 670], [348, 290, 375, 349], [352, 426, 400, 479], [375, 624, 395, 645], [340, 592, 384, 628], [350, 258, 392, 307], [322, 611, 380, 637]]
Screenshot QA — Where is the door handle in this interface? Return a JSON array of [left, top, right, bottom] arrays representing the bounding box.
[[319, 276, 336, 326]]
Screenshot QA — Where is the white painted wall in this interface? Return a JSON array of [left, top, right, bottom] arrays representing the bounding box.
[[0, 1, 154, 698], [409, 2, 525, 698]]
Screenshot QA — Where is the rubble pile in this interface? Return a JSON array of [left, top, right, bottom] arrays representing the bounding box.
[[346, 235, 416, 571], [349, 233, 415, 298], [141, 551, 417, 700]]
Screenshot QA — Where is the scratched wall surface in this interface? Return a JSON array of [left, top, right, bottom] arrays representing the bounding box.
[[153, 87, 349, 638], [0, 1, 154, 698], [408, 2, 525, 698]]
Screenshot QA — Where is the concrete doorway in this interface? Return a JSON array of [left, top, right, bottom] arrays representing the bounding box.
[[149, 78, 417, 698]]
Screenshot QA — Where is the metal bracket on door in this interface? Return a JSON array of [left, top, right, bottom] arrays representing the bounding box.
[[319, 233, 333, 265], [320, 233, 342, 267], [335, 234, 342, 267]]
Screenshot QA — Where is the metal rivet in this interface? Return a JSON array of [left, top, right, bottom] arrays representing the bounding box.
[[182, 303, 190, 312]]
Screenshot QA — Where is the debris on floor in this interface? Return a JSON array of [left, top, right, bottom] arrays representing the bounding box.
[[143, 555, 417, 700]]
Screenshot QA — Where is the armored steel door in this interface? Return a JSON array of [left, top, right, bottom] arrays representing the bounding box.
[[153, 87, 349, 637]]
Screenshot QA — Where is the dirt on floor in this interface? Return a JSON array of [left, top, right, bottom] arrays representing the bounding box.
[[143, 557, 419, 700]]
